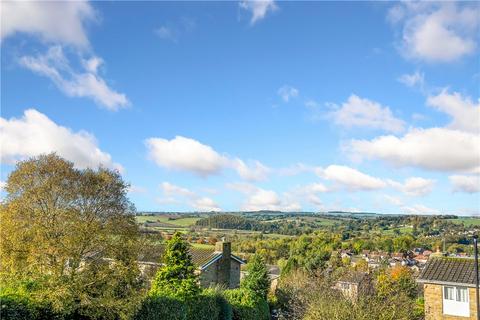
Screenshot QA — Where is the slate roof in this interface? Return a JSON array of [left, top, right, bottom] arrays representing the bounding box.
[[417, 257, 480, 287], [139, 245, 245, 269]]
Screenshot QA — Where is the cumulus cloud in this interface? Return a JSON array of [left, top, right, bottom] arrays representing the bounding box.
[[159, 182, 221, 211], [316, 165, 387, 191], [0, 109, 122, 171], [145, 136, 269, 181], [388, 177, 435, 196], [239, 0, 278, 25], [19, 46, 129, 110], [328, 95, 405, 133], [227, 182, 300, 212], [449, 175, 480, 193], [349, 127, 479, 174], [388, 2, 479, 62], [1, 0, 96, 48], [427, 90, 480, 134], [277, 85, 299, 102]]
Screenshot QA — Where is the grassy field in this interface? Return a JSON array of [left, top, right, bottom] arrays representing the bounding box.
[[136, 215, 200, 227], [448, 217, 480, 227]]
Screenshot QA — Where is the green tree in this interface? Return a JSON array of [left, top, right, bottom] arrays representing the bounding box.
[[241, 254, 270, 299], [150, 232, 200, 299], [0, 154, 141, 318]]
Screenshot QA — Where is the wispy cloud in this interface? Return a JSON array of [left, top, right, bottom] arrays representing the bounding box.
[[239, 0, 278, 25], [19, 46, 129, 110]]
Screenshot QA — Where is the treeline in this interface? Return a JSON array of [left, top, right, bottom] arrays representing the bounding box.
[[195, 214, 315, 235]]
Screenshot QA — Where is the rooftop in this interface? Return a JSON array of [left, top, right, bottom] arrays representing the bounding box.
[[417, 257, 480, 287]]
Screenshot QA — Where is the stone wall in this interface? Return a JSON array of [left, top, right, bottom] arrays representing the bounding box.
[[423, 283, 478, 320]]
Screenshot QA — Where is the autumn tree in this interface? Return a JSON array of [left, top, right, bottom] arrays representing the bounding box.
[[0, 154, 142, 318]]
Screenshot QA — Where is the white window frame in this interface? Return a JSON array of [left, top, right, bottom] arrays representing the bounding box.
[[442, 285, 470, 317]]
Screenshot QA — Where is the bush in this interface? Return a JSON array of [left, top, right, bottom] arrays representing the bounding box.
[[0, 294, 34, 320], [0, 294, 59, 320], [185, 292, 222, 320], [133, 295, 187, 320], [224, 288, 269, 320]]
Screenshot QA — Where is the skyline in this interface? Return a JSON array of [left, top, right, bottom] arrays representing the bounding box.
[[1, 1, 479, 215]]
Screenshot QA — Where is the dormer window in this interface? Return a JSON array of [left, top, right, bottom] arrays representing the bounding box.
[[443, 285, 469, 317]]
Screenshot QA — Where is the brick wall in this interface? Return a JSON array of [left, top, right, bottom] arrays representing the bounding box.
[[424, 283, 478, 320]]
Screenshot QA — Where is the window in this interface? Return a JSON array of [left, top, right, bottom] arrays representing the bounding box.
[[443, 286, 455, 300], [457, 287, 468, 303], [443, 285, 470, 317]]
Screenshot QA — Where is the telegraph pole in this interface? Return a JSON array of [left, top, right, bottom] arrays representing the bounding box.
[[474, 235, 479, 320]]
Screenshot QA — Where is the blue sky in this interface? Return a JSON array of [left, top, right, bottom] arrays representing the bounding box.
[[1, 1, 479, 214]]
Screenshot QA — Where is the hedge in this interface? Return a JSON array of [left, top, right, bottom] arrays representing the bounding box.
[[0, 294, 59, 320], [133, 296, 187, 320], [223, 288, 269, 320]]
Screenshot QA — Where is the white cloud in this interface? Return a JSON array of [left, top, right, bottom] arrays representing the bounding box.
[[401, 204, 440, 215], [1, 0, 96, 48], [239, 0, 278, 25], [0, 181, 6, 191], [427, 90, 480, 134], [349, 127, 480, 173], [387, 177, 435, 196], [293, 183, 329, 208], [316, 165, 387, 191], [231, 159, 270, 182], [159, 181, 221, 211], [161, 182, 196, 198], [277, 85, 299, 102], [0, 109, 122, 171], [389, 2, 479, 62], [192, 197, 221, 212], [155, 26, 176, 41], [145, 136, 269, 181], [449, 175, 480, 193], [19, 46, 129, 111], [146, 136, 228, 177], [398, 71, 425, 89], [227, 182, 300, 212], [329, 95, 405, 133]]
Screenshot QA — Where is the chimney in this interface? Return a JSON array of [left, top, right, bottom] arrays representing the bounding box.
[[215, 241, 231, 287]]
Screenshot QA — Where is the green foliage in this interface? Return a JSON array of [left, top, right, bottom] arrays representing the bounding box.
[[223, 288, 269, 320], [150, 232, 200, 299], [1, 154, 142, 320], [133, 295, 187, 320], [241, 254, 270, 299]]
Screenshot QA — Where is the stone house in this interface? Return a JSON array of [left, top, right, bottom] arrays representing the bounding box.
[[417, 257, 479, 319], [195, 241, 245, 289], [334, 271, 373, 301], [138, 241, 245, 289]]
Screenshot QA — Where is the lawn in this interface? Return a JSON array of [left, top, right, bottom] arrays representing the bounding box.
[[448, 217, 480, 227]]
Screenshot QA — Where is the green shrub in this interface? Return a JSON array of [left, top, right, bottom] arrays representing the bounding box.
[[0, 294, 59, 320], [133, 295, 187, 320], [0, 294, 34, 320], [224, 288, 269, 320], [185, 292, 220, 320]]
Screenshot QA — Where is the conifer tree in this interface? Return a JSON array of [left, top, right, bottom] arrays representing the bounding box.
[[241, 254, 270, 299], [150, 232, 200, 299]]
